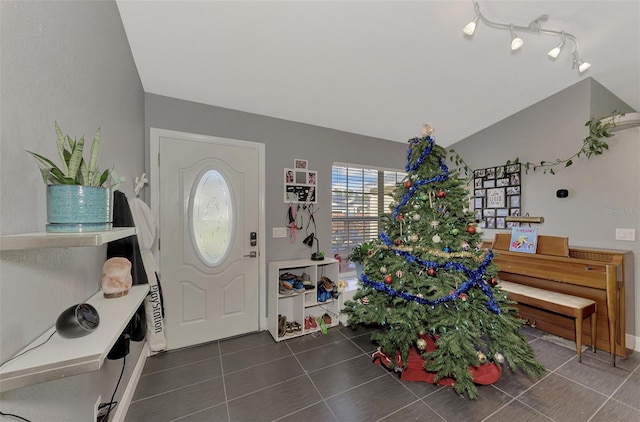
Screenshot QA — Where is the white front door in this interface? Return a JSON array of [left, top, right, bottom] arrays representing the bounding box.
[[154, 130, 264, 350]]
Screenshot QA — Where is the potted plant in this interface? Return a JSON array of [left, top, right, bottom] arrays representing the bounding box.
[[346, 241, 373, 279], [27, 122, 115, 232]]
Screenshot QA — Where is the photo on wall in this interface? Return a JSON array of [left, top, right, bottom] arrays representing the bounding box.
[[284, 167, 317, 204], [473, 163, 521, 227]]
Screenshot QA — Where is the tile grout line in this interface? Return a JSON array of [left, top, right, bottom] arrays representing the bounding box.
[[217, 340, 232, 422], [585, 361, 640, 422], [277, 340, 341, 422]]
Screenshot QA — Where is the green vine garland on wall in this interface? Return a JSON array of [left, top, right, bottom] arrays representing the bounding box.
[[449, 112, 626, 179]]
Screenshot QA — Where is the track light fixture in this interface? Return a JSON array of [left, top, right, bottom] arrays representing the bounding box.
[[463, 1, 591, 74]]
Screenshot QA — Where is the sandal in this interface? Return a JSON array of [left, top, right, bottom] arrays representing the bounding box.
[[322, 313, 332, 325], [291, 321, 303, 333]]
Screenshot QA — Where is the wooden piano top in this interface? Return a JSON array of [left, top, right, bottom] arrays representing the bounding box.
[[487, 233, 625, 290]]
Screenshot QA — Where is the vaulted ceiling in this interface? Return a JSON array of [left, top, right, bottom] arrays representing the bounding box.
[[116, 0, 639, 147]]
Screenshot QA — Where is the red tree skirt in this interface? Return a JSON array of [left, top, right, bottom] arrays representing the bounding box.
[[371, 335, 502, 386]]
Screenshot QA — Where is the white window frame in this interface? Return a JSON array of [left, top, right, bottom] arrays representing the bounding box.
[[331, 162, 407, 277]]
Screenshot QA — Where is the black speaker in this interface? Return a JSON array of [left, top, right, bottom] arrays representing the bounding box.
[[56, 303, 100, 339], [556, 189, 569, 198]]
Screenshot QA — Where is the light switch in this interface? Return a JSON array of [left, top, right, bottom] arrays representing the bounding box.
[[273, 227, 287, 238], [615, 228, 636, 241]]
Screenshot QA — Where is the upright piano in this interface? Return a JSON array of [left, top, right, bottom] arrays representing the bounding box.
[[488, 233, 630, 359]]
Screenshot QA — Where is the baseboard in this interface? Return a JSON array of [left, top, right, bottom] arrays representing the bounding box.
[[626, 333, 639, 352], [111, 342, 149, 422]]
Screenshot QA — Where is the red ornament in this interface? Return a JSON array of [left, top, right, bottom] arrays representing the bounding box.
[[466, 225, 476, 234], [397, 214, 404, 220], [436, 190, 446, 198], [384, 275, 393, 284], [368, 249, 374, 256], [404, 180, 412, 188], [489, 277, 499, 287], [395, 239, 402, 246], [459, 293, 468, 301], [427, 268, 436, 277]]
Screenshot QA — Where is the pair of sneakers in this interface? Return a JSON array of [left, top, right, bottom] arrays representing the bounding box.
[[317, 276, 340, 302], [279, 273, 305, 293], [304, 315, 318, 330]]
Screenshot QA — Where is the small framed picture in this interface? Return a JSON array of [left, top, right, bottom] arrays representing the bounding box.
[[484, 208, 496, 217], [483, 179, 495, 188], [496, 217, 506, 229], [486, 188, 506, 208], [497, 208, 509, 217], [496, 178, 510, 187], [486, 217, 496, 229], [510, 195, 520, 207], [294, 159, 308, 169], [285, 169, 294, 184], [308, 171, 316, 185]]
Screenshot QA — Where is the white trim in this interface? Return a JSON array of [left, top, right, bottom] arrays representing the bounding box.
[[333, 161, 407, 174], [149, 128, 267, 334], [114, 342, 149, 422], [626, 333, 639, 352]]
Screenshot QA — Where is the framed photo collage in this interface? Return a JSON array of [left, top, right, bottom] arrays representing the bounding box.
[[284, 159, 317, 204], [473, 163, 521, 229]]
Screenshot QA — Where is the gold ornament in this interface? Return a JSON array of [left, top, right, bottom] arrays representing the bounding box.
[[416, 338, 427, 351], [477, 351, 487, 364], [422, 123, 434, 137]]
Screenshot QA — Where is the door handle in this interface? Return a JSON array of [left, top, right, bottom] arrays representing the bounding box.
[[244, 251, 257, 258]]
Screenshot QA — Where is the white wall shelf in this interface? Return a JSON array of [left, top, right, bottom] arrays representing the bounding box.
[[0, 284, 149, 392], [268, 258, 341, 342], [0, 227, 136, 251]]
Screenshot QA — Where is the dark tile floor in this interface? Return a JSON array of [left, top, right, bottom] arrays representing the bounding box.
[[125, 325, 640, 422]]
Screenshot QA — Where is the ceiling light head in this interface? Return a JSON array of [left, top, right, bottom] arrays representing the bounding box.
[[548, 31, 566, 58], [572, 51, 591, 73], [463, 15, 479, 36], [510, 24, 523, 51], [578, 60, 591, 73]]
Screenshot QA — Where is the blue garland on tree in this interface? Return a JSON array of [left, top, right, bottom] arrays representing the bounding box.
[[368, 134, 501, 314]]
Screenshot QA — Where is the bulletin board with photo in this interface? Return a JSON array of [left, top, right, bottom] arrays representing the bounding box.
[[473, 163, 521, 229], [284, 160, 317, 204]]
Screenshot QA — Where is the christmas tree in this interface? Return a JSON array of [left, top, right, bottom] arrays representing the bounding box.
[[342, 124, 545, 399]]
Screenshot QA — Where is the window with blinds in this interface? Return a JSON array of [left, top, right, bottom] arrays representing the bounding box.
[[331, 163, 407, 275]]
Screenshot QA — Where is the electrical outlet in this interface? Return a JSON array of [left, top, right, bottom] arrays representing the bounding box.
[[615, 228, 636, 241], [273, 227, 287, 238]]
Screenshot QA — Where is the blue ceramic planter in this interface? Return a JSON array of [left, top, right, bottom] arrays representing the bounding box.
[[46, 185, 112, 232]]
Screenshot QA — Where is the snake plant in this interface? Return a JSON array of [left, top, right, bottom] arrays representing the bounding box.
[[27, 122, 112, 186]]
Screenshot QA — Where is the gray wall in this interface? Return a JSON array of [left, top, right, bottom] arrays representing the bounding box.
[[145, 93, 408, 264], [451, 78, 640, 342], [0, 1, 145, 420]]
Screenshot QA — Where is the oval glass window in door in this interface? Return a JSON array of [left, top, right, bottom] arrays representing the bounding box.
[[189, 169, 234, 266]]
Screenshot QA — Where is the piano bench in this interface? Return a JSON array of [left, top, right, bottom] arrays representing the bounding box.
[[500, 281, 597, 363]]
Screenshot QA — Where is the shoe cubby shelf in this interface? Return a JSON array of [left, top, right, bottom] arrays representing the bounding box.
[[268, 258, 341, 342], [0, 227, 137, 251], [0, 284, 149, 392]]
